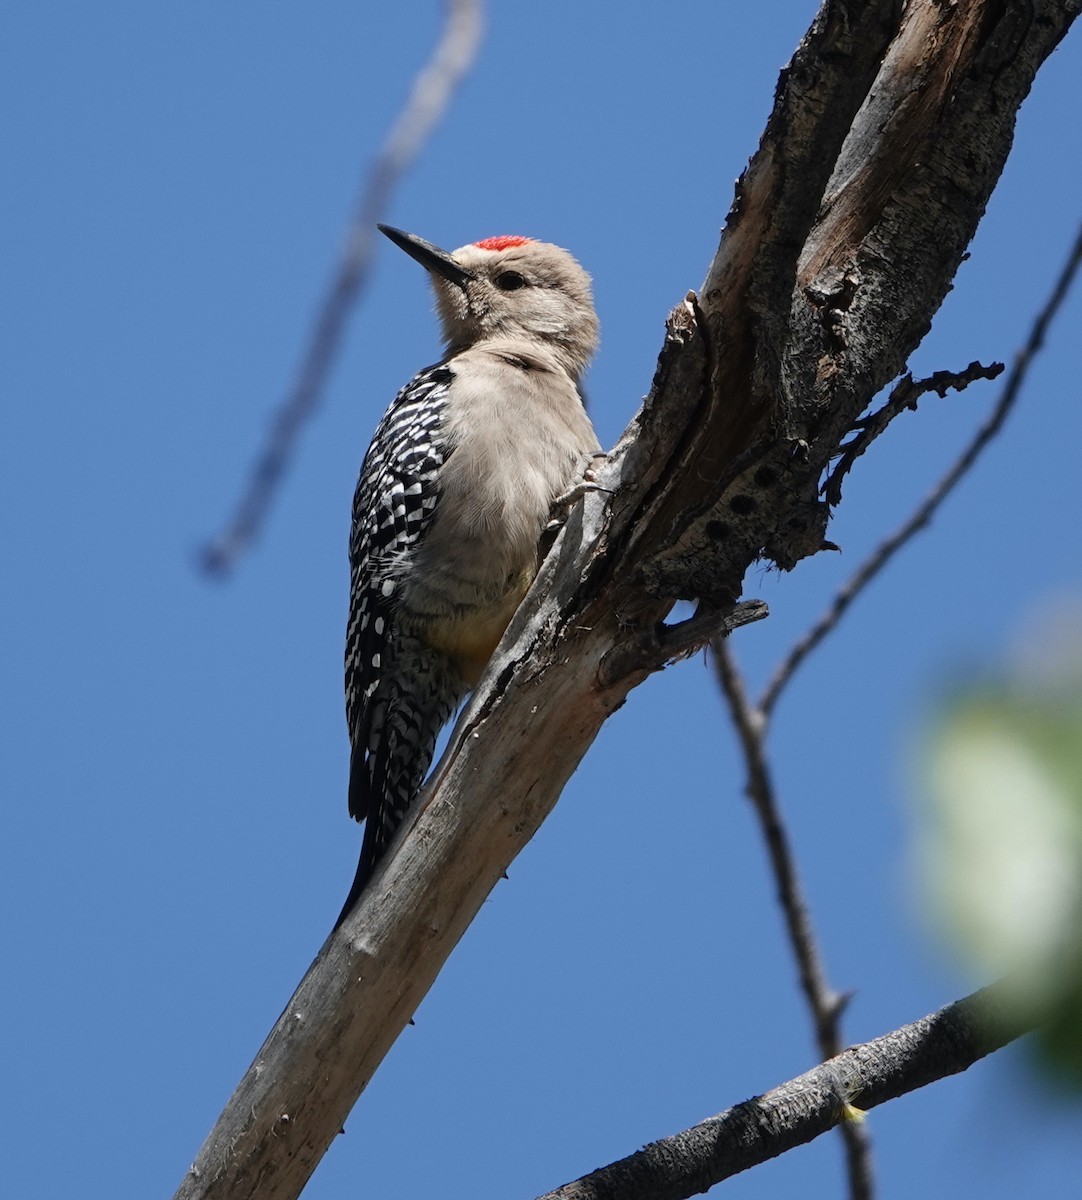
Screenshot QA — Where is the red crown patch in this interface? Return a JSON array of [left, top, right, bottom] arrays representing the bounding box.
[[473, 235, 534, 251]]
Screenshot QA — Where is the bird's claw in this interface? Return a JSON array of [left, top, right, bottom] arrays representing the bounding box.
[[546, 453, 611, 531]]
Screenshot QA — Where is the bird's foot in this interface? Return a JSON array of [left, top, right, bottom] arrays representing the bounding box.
[[546, 453, 611, 532]]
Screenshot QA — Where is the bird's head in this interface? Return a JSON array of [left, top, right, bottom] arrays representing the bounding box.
[[378, 225, 599, 379]]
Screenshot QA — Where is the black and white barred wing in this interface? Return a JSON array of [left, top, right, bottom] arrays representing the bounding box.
[[344, 364, 451, 822]]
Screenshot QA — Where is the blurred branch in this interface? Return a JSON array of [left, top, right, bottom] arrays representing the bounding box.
[[761, 218, 1082, 718], [712, 638, 874, 1200], [199, 0, 485, 577], [536, 980, 1030, 1200]]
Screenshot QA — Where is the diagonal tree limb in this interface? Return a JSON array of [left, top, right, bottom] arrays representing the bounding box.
[[535, 981, 1031, 1200], [172, 5, 1079, 1198], [200, 0, 485, 577]]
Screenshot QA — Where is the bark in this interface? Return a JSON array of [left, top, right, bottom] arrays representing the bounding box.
[[537, 980, 1030, 1200], [172, 3, 1079, 1198]]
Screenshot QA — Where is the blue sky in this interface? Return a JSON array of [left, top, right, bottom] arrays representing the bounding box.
[[4, 4, 1080, 1198]]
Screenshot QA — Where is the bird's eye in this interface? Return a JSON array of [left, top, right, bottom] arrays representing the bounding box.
[[494, 271, 527, 291]]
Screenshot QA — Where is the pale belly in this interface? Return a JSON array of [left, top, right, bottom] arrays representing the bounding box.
[[421, 570, 533, 687]]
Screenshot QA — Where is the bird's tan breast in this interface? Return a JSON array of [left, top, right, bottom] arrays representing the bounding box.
[[398, 342, 599, 683]]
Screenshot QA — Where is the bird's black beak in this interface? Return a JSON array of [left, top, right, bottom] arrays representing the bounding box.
[[378, 224, 473, 290]]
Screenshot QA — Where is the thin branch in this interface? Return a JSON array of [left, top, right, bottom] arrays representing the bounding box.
[[761, 218, 1082, 718], [199, 0, 485, 577], [823, 359, 1004, 508], [596, 599, 768, 690], [536, 980, 1030, 1200], [712, 638, 874, 1200]]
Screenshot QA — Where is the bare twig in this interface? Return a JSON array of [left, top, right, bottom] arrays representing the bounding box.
[[761, 219, 1082, 717], [536, 980, 1029, 1200], [596, 600, 768, 689], [823, 359, 1004, 508], [712, 638, 874, 1200], [200, 0, 485, 576]]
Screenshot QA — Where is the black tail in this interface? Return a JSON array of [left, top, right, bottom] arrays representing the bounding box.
[[334, 830, 376, 929], [335, 648, 463, 928]]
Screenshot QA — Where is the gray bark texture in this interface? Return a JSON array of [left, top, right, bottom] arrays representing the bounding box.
[[537, 981, 1030, 1200], [173, 2, 1079, 1198]]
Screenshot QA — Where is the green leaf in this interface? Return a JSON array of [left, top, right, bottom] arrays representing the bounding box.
[[922, 679, 1082, 1089]]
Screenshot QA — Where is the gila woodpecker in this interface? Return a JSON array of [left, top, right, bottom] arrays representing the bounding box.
[[338, 225, 601, 923]]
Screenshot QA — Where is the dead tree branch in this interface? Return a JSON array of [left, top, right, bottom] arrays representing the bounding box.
[[535, 981, 1031, 1200], [823, 359, 1004, 508], [172, 4, 1079, 1198], [200, 0, 484, 577]]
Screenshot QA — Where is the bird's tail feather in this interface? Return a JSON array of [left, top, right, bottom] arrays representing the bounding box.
[[336, 645, 463, 927]]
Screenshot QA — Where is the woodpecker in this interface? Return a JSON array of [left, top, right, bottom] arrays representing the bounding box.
[[338, 224, 601, 922]]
